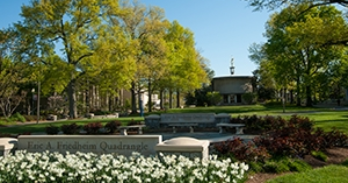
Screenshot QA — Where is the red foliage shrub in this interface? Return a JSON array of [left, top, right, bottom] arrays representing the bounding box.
[[214, 137, 270, 162], [219, 114, 348, 160], [61, 123, 81, 134], [104, 120, 121, 134], [83, 122, 103, 134]]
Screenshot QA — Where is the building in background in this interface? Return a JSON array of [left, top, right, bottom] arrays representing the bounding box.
[[212, 58, 253, 105]]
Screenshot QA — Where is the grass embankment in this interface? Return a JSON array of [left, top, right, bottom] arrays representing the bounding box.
[[267, 165, 348, 183]]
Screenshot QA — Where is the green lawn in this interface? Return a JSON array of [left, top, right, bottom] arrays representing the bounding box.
[[1, 105, 348, 134], [0, 117, 144, 134], [267, 165, 348, 183]]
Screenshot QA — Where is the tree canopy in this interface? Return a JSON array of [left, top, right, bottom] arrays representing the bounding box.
[[0, 0, 212, 118], [250, 5, 348, 106], [245, 0, 348, 11]]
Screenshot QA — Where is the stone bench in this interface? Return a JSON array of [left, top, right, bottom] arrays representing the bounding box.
[[118, 125, 145, 136], [145, 113, 224, 129], [216, 123, 245, 134], [168, 123, 198, 133], [155, 137, 210, 160], [0, 138, 18, 157]]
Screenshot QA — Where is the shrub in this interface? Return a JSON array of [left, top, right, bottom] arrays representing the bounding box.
[[288, 159, 312, 172], [288, 115, 313, 130], [319, 128, 348, 148], [61, 123, 81, 134], [128, 119, 142, 126], [248, 161, 264, 173], [45, 124, 60, 135], [22, 115, 36, 121], [230, 115, 244, 124], [9, 112, 26, 122], [263, 160, 290, 173], [252, 115, 322, 158], [341, 159, 348, 167], [243, 115, 262, 130], [311, 151, 328, 162], [262, 157, 311, 173], [104, 120, 121, 134], [214, 138, 270, 162], [206, 91, 222, 106], [253, 126, 324, 157], [83, 122, 103, 134], [92, 110, 112, 115], [242, 92, 257, 104]]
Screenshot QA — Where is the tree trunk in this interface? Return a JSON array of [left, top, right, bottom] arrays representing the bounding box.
[[176, 89, 180, 108], [85, 85, 89, 113], [306, 85, 313, 107], [96, 86, 100, 110], [290, 90, 294, 104], [159, 89, 164, 109], [137, 87, 142, 114], [67, 80, 78, 118], [105, 91, 109, 111], [130, 82, 137, 114], [91, 85, 96, 111], [296, 75, 301, 106], [169, 90, 173, 109], [337, 86, 341, 106], [282, 87, 285, 113], [148, 81, 152, 112]]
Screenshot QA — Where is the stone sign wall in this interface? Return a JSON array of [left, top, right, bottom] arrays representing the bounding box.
[[17, 135, 162, 156]]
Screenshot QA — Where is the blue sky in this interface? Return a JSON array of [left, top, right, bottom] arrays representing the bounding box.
[[0, 0, 272, 77]]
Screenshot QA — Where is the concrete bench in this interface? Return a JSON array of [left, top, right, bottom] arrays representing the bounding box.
[[118, 125, 145, 136], [168, 123, 198, 133], [216, 123, 245, 134], [155, 137, 210, 160], [145, 113, 231, 131], [0, 138, 18, 157]]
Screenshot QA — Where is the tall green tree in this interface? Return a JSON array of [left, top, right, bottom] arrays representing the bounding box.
[[0, 28, 29, 118], [116, 0, 169, 114], [164, 21, 209, 108], [17, 0, 130, 118], [253, 5, 348, 106]]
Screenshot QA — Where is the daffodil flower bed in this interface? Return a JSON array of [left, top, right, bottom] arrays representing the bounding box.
[[0, 151, 248, 183]]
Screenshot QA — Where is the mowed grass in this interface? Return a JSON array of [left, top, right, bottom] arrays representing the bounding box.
[[0, 117, 143, 134], [1, 105, 348, 134], [267, 165, 348, 183]]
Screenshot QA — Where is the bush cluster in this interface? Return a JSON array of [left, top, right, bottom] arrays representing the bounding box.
[[9, 112, 26, 122], [45, 120, 123, 135], [91, 110, 113, 115], [83, 122, 103, 134], [104, 120, 121, 133], [45, 124, 60, 135], [215, 115, 348, 173], [61, 123, 81, 134]]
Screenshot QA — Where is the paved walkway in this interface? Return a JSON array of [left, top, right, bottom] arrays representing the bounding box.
[[138, 132, 257, 142]]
